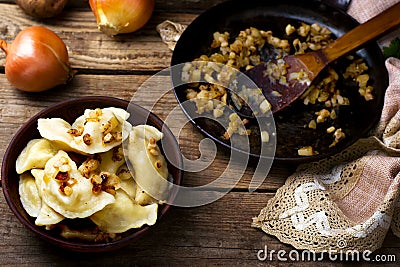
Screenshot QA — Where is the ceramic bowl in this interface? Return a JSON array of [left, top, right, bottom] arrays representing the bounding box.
[[1, 96, 183, 252]]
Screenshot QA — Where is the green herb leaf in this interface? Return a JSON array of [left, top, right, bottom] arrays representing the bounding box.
[[383, 37, 400, 59]]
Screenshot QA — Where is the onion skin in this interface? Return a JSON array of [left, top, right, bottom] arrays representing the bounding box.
[[15, 0, 68, 19], [89, 0, 155, 36], [0, 26, 73, 92]]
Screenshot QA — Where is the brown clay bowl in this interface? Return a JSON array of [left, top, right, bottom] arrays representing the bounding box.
[[1, 96, 183, 252]]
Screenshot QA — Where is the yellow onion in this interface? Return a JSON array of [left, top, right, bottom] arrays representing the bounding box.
[[0, 26, 74, 92], [89, 0, 155, 36]]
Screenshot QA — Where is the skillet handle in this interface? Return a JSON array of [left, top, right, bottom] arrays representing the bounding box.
[[323, 2, 400, 63], [322, 0, 351, 11]]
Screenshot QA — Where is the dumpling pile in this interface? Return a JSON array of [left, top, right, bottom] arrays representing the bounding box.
[[38, 107, 132, 154], [16, 107, 170, 240]]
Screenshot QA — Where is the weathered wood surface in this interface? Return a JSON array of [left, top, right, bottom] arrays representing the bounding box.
[[0, 5, 194, 71], [0, 1, 399, 266], [0, 0, 228, 10], [0, 189, 398, 266], [0, 0, 231, 71]]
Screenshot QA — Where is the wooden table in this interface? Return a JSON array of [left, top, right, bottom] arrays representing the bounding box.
[[0, 1, 398, 265]]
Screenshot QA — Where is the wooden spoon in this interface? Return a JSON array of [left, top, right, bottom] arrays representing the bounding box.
[[240, 2, 400, 115]]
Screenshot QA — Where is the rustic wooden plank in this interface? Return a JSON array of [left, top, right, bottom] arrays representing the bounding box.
[[0, 3, 197, 71], [0, 0, 398, 265], [154, 0, 228, 12], [0, 0, 227, 11], [0, 189, 398, 266], [0, 73, 291, 191]]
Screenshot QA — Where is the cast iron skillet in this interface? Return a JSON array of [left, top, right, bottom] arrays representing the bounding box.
[[171, 0, 387, 164]]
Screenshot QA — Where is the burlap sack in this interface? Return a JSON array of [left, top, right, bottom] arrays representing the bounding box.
[[348, 0, 400, 48]]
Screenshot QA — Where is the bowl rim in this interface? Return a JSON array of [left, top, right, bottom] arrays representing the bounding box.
[[1, 96, 183, 252]]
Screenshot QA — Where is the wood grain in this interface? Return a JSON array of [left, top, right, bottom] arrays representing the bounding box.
[[0, 1, 399, 266], [0, 0, 228, 11], [0, 189, 398, 266], [0, 3, 197, 71]]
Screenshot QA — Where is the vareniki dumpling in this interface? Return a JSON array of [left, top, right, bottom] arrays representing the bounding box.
[[127, 125, 169, 205], [38, 107, 132, 154], [19, 172, 42, 217], [39, 150, 115, 218], [117, 164, 137, 199], [19, 169, 65, 227], [16, 138, 58, 174], [98, 145, 126, 174], [90, 190, 158, 233]]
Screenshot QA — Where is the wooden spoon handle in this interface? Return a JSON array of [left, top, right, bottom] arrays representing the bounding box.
[[323, 2, 400, 62]]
